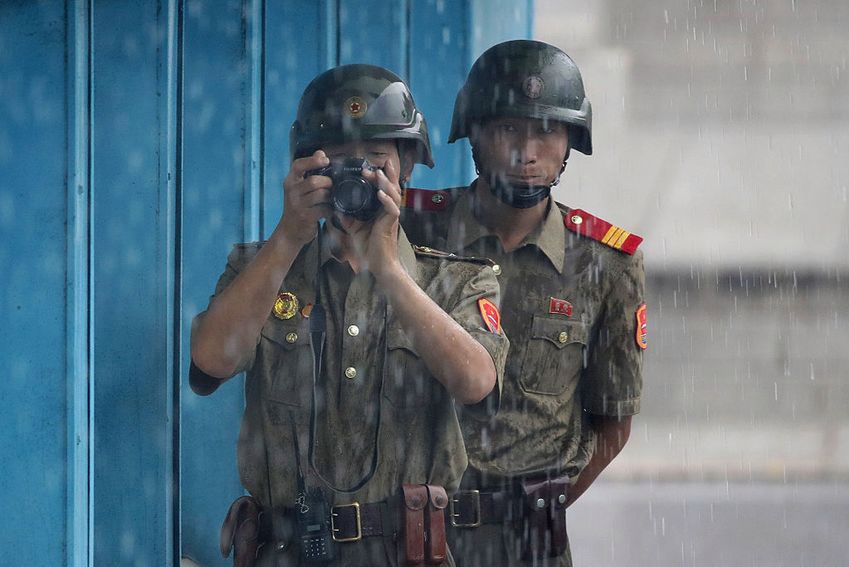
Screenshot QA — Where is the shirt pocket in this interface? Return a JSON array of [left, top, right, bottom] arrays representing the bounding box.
[[518, 315, 589, 396], [257, 317, 312, 407], [383, 325, 446, 408]]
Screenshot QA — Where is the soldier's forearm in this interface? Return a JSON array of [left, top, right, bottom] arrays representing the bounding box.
[[376, 264, 497, 404], [191, 230, 302, 378], [566, 415, 632, 507]]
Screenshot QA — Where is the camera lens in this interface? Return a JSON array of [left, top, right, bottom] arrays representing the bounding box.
[[332, 176, 379, 220], [327, 159, 381, 221]]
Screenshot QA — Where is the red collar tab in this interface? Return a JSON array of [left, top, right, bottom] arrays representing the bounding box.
[[563, 208, 643, 255], [402, 188, 450, 211]]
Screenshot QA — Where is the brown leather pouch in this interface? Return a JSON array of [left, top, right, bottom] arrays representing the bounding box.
[[220, 496, 264, 567], [402, 484, 428, 565], [519, 478, 551, 561], [424, 485, 448, 564], [549, 477, 569, 557]]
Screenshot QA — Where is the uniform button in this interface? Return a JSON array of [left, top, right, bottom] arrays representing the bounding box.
[[492, 264, 502, 276], [558, 331, 569, 343], [347, 324, 360, 337], [344, 367, 357, 380], [571, 214, 583, 225], [431, 193, 445, 204], [285, 332, 298, 344], [536, 498, 546, 509], [558, 493, 566, 504]]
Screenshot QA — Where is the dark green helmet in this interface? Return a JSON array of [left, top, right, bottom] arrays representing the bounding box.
[[449, 40, 592, 155], [290, 64, 434, 167]]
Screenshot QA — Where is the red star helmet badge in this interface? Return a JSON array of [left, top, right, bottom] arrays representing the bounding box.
[[345, 96, 367, 118]]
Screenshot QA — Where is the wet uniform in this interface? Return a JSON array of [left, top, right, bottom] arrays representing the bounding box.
[[402, 185, 645, 567], [191, 227, 508, 566]]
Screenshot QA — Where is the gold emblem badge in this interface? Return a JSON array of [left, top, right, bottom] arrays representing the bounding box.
[[345, 96, 367, 118], [522, 75, 545, 99], [273, 292, 299, 320]]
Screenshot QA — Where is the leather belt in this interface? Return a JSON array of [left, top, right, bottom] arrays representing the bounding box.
[[264, 501, 390, 543], [328, 501, 389, 541], [449, 489, 511, 528]]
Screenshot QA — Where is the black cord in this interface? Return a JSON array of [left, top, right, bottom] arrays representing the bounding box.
[[307, 221, 384, 494]]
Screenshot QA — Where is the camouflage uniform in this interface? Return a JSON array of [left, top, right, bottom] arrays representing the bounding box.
[[191, 227, 508, 566], [402, 186, 645, 567]]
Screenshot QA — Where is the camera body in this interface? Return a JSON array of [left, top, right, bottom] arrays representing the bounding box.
[[307, 158, 382, 221]]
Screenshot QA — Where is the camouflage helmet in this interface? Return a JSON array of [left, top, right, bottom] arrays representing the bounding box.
[[449, 40, 592, 155], [290, 64, 434, 167]]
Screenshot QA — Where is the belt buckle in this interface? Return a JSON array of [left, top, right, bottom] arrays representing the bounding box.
[[330, 502, 362, 542], [450, 490, 481, 528]]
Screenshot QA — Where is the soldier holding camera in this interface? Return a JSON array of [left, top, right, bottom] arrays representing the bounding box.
[[189, 64, 507, 566]]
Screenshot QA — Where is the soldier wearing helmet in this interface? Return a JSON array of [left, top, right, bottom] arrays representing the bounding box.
[[402, 40, 646, 566], [190, 64, 507, 566]]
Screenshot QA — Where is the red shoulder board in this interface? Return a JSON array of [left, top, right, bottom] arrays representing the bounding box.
[[563, 209, 643, 255], [402, 188, 450, 212]]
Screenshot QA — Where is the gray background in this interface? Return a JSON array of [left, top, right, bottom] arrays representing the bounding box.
[[535, 0, 849, 564]]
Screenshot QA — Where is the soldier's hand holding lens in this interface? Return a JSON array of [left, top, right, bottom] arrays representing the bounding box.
[[350, 158, 403, 278], [276, 150, 333, 246]]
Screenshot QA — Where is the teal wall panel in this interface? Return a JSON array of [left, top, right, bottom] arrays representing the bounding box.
[[179, 0, 254, 564], [409, 0, 470, 189], [0, 2, 69, 565], [90, 0, 177, 563], [0, 1, 533, 564], [262, 1, 334, 238], [338, 0, 407, 72], [470, 0, 534, 57]]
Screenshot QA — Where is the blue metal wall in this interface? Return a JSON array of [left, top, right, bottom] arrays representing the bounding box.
[[0, 1, 531, 565]]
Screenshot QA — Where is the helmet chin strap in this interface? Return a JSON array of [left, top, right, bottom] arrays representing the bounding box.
[[473, 149, 569, 209]]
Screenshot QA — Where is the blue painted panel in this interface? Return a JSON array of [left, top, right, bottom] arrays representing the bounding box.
[[262, 1, 331, 237], [409, 0, 469, 189], [0, 2, 535, 565], [66, 1, 93, 564], [470, 0, 533, 58], [0, 2, 69, 564], [466, 0, 533, 184], [90, 0, 174, 563], [338, 0, 406, 73], [179, 0, 254, 564]]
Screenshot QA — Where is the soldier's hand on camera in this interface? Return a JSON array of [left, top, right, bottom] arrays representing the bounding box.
[[276, 150, 333, 246], [346, 159, 403, 278]]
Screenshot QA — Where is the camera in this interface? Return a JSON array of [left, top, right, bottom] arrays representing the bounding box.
[[307, 157, 382, 221]]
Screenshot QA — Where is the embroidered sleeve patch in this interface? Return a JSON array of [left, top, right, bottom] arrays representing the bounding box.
[[478, 298, 501, 334], [635, 303, 648, 350]]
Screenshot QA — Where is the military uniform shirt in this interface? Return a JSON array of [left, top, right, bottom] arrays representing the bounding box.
[[402, 186, 644, 483], [191, 227, 508, 509]]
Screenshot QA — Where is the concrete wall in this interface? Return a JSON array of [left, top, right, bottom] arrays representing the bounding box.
[[537, 0, 849, 272]]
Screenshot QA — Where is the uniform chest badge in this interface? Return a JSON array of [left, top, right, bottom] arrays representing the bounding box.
[[635, 303, 648, 350], [549, 297, 573, 317], [477, 298, 502, 334], [273, 291, 299, 320]]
